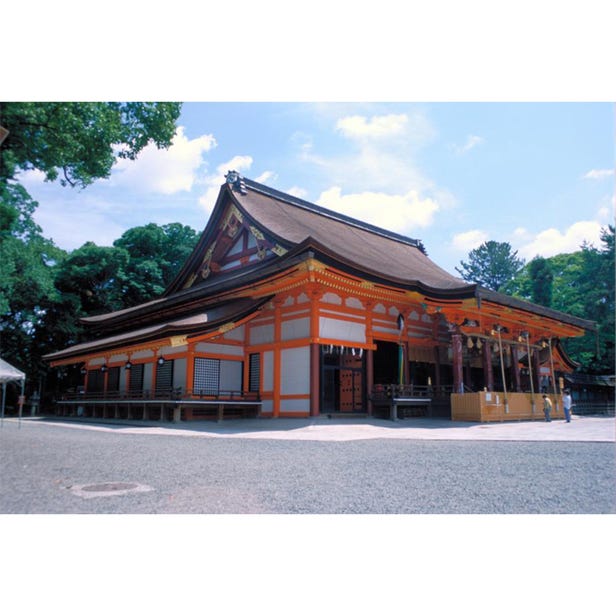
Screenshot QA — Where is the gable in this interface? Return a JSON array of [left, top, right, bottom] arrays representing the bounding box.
[[174, 195, 289, 292]]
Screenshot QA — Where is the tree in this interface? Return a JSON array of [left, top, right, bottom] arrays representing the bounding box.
[[0, 102, 181, 187], [0, 102, 182, 382], [53, 242, 130, 316], [456, 241, 525, 291], [504, 227, 615, 373], [528, 256, 553, 307], [113, 222, 198, 305]]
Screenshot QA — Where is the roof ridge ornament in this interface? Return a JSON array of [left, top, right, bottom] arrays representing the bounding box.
[[225, 170, 247, 195]]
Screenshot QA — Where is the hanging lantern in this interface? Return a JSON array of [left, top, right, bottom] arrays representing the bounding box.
[[476, 338, 483, 350], [467, 337, 474, 349]]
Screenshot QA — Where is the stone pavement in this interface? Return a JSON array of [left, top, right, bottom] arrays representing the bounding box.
[[11, 413, 615, 442]]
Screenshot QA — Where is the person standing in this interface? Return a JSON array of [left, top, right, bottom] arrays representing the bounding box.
[[562, 389, 573, 423], [542, 394, 553, 422]]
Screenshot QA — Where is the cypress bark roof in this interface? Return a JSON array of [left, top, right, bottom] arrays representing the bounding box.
[[46, 172, 595, 365], [227, 177, 469, 291]]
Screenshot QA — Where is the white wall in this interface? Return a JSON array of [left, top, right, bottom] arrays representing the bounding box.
[[281, 317, 310, 341], [280, 346, 310, 395], [219, 360, 242, 391], [143, 363, 153, 392], [173, 358, 187, 390], [319, 316, 366, 343], [250, 323, 275, 345], [263, 351, 274, 391], [195, 342, 243, 357]]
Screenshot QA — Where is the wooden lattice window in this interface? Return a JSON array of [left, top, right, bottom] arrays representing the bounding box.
[[87, 369, 104, 393], [249, 353, 260, 392], [107, 367, 120, 392], [128, 363, 144, 394], [193, 358, 220, 396], [155, 359, 174, 394]]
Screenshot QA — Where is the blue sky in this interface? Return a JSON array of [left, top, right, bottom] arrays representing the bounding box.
[[19, 101, 614, 275]]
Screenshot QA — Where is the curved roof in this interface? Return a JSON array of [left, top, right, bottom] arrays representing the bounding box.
[[231, 178, 469, 291]]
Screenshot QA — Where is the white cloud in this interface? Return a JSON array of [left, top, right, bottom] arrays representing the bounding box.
[[512, 227, 530, 239], [110, 126, 216, 194], [198, 155, 254, 213], [317, 186, 439, 234], [287, 186, 308, 199], [451, 229, 489, 252], [336, 114, 409, 139], [255, 170, 276, 184], [16, 168, 47, 185], [583, 169, 614, 180], [518, 220, 605, 259], [597, 206, 611, 221], [452, 134, 484, 155]]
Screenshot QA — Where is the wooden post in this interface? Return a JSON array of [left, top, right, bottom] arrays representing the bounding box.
[[452, 334, 464, 394], [510, 344, 521, 392], [310, 343, 320, 417], [433, 346, 441, 394], [525, 337, 536, 414], [390, 400, 398, 421], [547, 339, 559, 413], [186, 343, 195, 398], [533, 348, 542, 395], [366, 348, 374, 416], [272, 299, 283, 418], [365, 299, 375, 415], [482, 340, 494, 391], [173, 406, 181, 422], [495, 328, 509, 414], [309, 288, 322, 417]]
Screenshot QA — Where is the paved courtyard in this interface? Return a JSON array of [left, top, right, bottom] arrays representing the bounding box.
[[1, 414, 613, 514]]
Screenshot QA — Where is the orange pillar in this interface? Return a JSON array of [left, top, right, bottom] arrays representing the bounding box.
[[482, 341, 494, 391], [366, 348, 374, 416], [310, 343, 320, 416], [510, 344, 521, 392], [186, 343, 195, 397], [309, 286, 322, 417], [452, 334, 464, 394], [433, 346, 441, 394], [272, 299, 282, 418]]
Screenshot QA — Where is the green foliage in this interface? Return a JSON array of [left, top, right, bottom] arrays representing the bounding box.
[[0, 231, 66, 376], [113, 222, 198, 304], [505, 226, 615, 373], [528, 256, 553, 307], [456, 241, 525, 291], [0, 101, 182, 382], [53, 242, 130, 315], [0, 102, 181, 187]]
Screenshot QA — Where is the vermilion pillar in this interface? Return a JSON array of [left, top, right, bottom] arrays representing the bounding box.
[[272, 299, 283, 418], [510, 344, 521, 392], [310, 343, 320, 416], [451, 334, 464, 394], [482, 341, 494, 391], [533, 348, 542, 393], [366, 348, 374, 416], [433, 346, 441, 393]]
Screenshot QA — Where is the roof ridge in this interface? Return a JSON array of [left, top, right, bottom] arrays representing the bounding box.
[[241, 176, 421, 249]]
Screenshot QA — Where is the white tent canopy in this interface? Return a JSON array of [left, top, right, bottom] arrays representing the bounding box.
[[1, 357, 26, 383], [1, 357, 26, 425]]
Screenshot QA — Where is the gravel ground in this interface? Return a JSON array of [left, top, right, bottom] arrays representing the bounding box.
[[1, 420, 614, 514]]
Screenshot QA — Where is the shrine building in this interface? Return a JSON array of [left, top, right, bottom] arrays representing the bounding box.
[[45, 172, 595, 422]]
